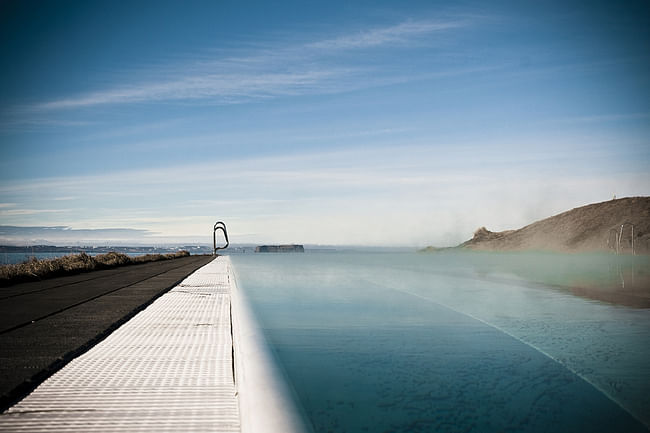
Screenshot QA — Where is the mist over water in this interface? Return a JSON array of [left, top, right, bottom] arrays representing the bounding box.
[[231, 251, 650, 433]]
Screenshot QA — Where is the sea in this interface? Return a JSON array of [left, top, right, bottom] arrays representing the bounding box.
[[1, 252, 71, 265], [230, 250, 650, 433], [0, 249, 202, 265]]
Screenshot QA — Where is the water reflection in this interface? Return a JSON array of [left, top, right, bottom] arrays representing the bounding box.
[[445, 252, 649, 307]]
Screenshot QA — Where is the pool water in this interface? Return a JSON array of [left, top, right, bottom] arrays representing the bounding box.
[[230, 251, 650, 433]]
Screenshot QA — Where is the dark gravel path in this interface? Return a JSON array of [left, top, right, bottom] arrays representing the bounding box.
[[0, 254, 214, 411]]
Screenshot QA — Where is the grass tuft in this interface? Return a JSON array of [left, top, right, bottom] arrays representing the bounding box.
[[0, 250, 191, 287]]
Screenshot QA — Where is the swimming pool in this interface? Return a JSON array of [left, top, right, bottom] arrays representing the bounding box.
[[230, 251, 650, 433]]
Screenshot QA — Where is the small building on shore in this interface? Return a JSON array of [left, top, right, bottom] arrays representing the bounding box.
[[255, 245, 304, 253]]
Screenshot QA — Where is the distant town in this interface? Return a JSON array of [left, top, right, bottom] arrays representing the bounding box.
[[0, 245, 212, 255]]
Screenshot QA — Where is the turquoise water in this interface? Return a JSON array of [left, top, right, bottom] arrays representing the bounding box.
[[230, 251, 650, 433]]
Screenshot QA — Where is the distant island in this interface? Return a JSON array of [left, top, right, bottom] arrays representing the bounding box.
[[422, 197, 649, 254], [255, 245, 305, 253]]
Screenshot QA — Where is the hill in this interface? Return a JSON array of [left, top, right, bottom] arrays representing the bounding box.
[[459, 197, 650, 254]]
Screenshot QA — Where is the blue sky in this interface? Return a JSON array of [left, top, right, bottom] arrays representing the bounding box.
[[1, 0, 648, 246]]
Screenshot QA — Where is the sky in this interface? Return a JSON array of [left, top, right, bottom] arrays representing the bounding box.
[[0, 0, 649, 247]]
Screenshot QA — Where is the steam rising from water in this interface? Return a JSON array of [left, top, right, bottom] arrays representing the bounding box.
[[231, 251, 650, 432]]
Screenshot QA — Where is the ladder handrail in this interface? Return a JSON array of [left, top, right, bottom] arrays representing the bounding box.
[[616, 222, 635, 255], [607, 228, 618, 252], [213, 221, 230, 255]]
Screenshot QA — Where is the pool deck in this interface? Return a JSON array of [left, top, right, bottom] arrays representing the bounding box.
[[0, 255, 214, 411], [0, 256, 239, 432], [0, 256, 310, 433]]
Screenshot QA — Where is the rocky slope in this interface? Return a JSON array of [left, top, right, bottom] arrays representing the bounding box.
[[460, 197, 650, 254]]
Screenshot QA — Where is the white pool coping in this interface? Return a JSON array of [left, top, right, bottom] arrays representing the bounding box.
[[228, 256, 310, 433]]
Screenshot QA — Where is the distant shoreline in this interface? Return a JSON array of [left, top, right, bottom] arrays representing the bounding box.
[[0, 245, 211, 255]]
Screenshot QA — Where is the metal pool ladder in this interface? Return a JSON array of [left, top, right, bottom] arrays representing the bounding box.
[[214, 221, 230, 255]]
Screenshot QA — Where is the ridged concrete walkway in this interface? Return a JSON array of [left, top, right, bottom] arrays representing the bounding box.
[[0, 257, 239, 432]]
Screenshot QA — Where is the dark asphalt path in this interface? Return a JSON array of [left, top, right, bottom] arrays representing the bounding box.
[[0, 254, 214, 411]]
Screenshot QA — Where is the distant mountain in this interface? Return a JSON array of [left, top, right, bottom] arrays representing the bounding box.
[[448, 197, 649, 254]]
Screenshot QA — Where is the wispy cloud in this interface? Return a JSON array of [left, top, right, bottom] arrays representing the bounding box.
[[1, 138, 647, 245], [35, 70, 348, 110], [21, 19, 466, 113], [307, 20, 465, 50], [0, 225, 154, 245], [550, 112, 650, 124], [0, 208, 69, 216]]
